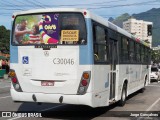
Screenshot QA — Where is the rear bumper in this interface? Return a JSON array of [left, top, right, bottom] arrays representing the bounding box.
[[10, 88, 93, 107], [150, 76, 158, 80]]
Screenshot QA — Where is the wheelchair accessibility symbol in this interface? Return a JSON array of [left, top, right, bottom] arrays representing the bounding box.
[[22, 56, 29, 64]]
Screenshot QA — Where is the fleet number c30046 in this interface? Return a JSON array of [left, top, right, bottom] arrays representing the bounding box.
[[53, 58, 75, 65]]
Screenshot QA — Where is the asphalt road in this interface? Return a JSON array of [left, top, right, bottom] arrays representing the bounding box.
[[0, 79, 160, 120]]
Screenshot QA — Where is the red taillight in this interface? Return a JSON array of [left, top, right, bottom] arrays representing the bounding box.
[[83, 11, 87, 16], [12, 15, 15, 19], [81, 79, 88, 86], [12, 77, 17, 83]]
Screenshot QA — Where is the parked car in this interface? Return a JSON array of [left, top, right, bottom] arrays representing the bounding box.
[[150, 67, 160, 81], [158, 66, 160, 72]]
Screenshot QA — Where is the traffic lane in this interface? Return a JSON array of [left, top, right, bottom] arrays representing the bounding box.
[[0, 97, 68, 120], [17, 93, 155, 119], [1, 82, 160, 120], [0, 92, 116, 119], [2, 104, 67, 120], [92, 82, 160, 120], [0, 92, 10, 99], [0, 82, 10, 97], [149, 100, 160, 111], [0, 85, 68, 119], [0, 80, 11, 95], [0, 79, 11, 87], [0, 87, 10, 95], [12, 104, 110, 120], [34, 82, 160, 119], [145, 81, 160, 111], [0, 94, 66, 112], [110, 82, 160, 111]]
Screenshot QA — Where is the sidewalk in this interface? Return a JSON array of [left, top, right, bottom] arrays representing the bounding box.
[[0, 76, 11, 87], [0, 77, 11, 94], [0, 78, 10, 82], [0, 73, 10, 81]]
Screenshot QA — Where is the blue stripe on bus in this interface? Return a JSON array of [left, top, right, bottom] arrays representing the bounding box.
[[10, 21, 18, 63], [79, 18, 93, 65], [10, 45, 18, 63]]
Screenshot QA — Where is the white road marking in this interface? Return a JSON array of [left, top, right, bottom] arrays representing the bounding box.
[[0, 96, 11, 99], [7, 104, 66, 120], [0, 86, 10, 89], [146, 97, 160, 111], [147, 85, 160, 87], [40, 104, 66, 112], [137, 97, 160, 120]]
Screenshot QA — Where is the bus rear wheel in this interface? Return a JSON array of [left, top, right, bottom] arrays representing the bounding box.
[[119, 83, 127, 106], [140, 76, 147, 93]]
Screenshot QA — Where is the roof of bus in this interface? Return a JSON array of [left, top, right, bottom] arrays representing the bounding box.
[[13, 8, 150, 48], [13, 8, 86, 15]]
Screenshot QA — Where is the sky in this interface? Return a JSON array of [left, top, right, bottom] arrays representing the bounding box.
[[0, 0, 160, 29]]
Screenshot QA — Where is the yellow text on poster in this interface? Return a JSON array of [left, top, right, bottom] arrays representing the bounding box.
[[61, 30, 79, 41]]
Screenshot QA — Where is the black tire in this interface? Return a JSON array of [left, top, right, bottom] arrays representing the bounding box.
[[140, 87, 145, 93], [119, 83, 127, 106], [140, 77, 147, 93]]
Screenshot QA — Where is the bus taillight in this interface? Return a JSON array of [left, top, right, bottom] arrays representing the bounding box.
[[9, 71, 16, 77], [83, 73, 89, 79], [81, 79, 88, 86], [77, 71, 91, 95], [12, 77, 17, 83], [83, 11, 87, 16], [9, 69, 23, 92]]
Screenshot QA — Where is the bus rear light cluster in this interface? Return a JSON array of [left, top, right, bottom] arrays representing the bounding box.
[[77, 71, 91, 95], [9, 69, 22, 92]]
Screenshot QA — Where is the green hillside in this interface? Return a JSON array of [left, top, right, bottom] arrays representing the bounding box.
[[109, 8, 160, 47]]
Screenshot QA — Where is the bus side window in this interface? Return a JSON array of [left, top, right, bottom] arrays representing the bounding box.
[[140, 45, 144, 63], [121, 37, 129, 63], [129, 40, 135, 63], [136, 43, 141, 63], [93, 24, 108, 63]]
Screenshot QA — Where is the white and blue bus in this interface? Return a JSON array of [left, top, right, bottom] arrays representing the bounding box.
[[10, 8, 151, 108]]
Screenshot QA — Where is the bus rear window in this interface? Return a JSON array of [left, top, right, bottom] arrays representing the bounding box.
[[12, 13, 87, 45]]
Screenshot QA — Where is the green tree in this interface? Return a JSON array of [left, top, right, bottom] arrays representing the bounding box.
[[0, 25, 10, 54], [151, 49, 160, 63]]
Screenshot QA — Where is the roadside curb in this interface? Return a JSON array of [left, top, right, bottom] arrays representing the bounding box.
[[0, 74, 10, 82], [0, 78, 10, 82]]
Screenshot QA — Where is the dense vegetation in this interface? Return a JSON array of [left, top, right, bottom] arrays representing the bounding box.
[[0, 25, 10, 54], [151, 49, 160, 63]]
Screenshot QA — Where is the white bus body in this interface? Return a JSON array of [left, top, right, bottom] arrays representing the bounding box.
[[10, 8, 150, 107]]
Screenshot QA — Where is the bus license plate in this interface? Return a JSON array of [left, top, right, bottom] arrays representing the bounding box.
[[41, 81, 54, 86]]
